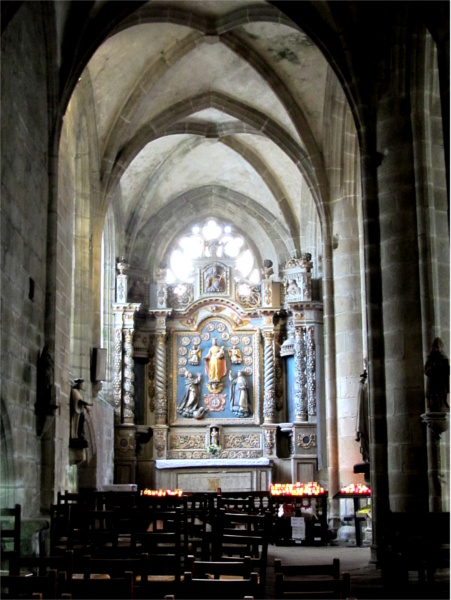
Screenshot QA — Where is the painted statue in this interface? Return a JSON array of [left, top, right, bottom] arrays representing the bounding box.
[[229, 370, 251, 417], [178, 371, 202, 417], [204, 338, 226, 383], [228, 345, 242, 364], [188, 345, 201, 366]]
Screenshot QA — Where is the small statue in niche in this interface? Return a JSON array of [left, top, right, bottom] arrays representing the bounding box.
[[424, 337, 450, 412], [70, 379, 92, 447], [210, 427, 219, 447], [228, 345, 242, 365], [178, 370, 203, 418], [188, 345, 201, 366], [205, 267, 226, 293], [228, 370, 251, 417]]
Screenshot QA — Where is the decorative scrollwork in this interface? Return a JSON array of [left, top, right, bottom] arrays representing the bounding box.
[[169, 434, 205, 450], [123, 330, 135, 421], [167, 284, 194, 309], [223, 434, 260, 449], [298, 432, 317, 449], [294, 327, 307, 420], [113, 328, 122, 421], [306, 326, 316, 415], [154, 430, 167, 458]]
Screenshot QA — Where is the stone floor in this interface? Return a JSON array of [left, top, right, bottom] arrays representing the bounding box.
[[265, 541, 450, 599]]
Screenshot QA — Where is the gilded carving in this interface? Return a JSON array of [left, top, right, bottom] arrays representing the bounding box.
[[223, 434, 260, 449], [168, 449, 262, 460], [157, 284, 167, 308], [147, 358, 155, 413], [167, 284, 194, 309], [204, 393, 226, 412], [154, 430, 167, 458], [236, 284, 261, 308], [155, 392, 167, 424], [113, 328, 122, 421], [263, 428, 276, 455], [298, 432, 317, 449], [169, 434, 205, 450], [114, 430, 135, 456], [263, 281, 272, 305], [294, 327, 308, 421], [123, 329, 135, 421], [306, 326, 316, 415]]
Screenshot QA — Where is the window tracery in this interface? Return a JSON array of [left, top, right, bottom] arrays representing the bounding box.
[[165, 219, 260, 290]]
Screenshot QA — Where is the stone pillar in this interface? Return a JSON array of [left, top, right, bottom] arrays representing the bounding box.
[[151, 312, 171, 460], [262, 322, 276, 423], [112, 304, 137, 483], [306, 326, 316, 417], [113, 321, 123, 423], [154, 331, 168, 426], [421, 412, 450, 512], [294, 325, 307, 422], [122, 329, 135, 424], [377, 91, 428, 513]]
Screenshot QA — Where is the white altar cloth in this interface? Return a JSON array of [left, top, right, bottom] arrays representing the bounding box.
[[156, 458, 271, 469]]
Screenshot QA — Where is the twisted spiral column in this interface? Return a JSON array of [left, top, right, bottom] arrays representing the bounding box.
[[113, 327, 123, 423], [263, 330, 276, 422], [155, 332, 168, 425], [294, 325, 308, 421], [122, 329, 135, 423], [306, 326, 316, 416]]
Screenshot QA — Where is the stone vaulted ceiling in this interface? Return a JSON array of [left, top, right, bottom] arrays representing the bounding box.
[[77, 0, 337, 273]]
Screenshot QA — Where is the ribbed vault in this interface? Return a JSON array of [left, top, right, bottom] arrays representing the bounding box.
[[72, 0, 346, 280]]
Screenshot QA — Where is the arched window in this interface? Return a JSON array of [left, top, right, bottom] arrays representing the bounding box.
[[166, 219, 260, 285]]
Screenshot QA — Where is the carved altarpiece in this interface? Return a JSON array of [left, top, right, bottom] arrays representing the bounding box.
[[112, 255, 323, 490]]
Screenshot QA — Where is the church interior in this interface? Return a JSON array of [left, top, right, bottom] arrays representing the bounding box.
[[1, 0, 449, 593]]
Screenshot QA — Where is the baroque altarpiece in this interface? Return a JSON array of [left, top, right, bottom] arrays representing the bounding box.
[[112, 253, 324, 491]]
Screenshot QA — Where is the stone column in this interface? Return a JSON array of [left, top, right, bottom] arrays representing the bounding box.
[[112, 326, 123, 423], [154, 331, 168, 425], [421, 412, 450, 512], [112, 305, 137, 482], [377, 90, 428, 514], [294, 325, 308, 422], [262, 325, 276, 423], [122, 328, 135, 424], [306, 326, 316, 417], [151, 312, 171, 460]]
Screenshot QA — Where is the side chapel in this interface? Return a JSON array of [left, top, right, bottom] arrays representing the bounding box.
[[112, 223, 323, 492]]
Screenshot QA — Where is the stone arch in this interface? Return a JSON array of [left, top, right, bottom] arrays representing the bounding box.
[[130, 186, 296, 275]]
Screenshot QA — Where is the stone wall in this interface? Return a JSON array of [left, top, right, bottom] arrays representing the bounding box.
[[0, 2, 50, 516]]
